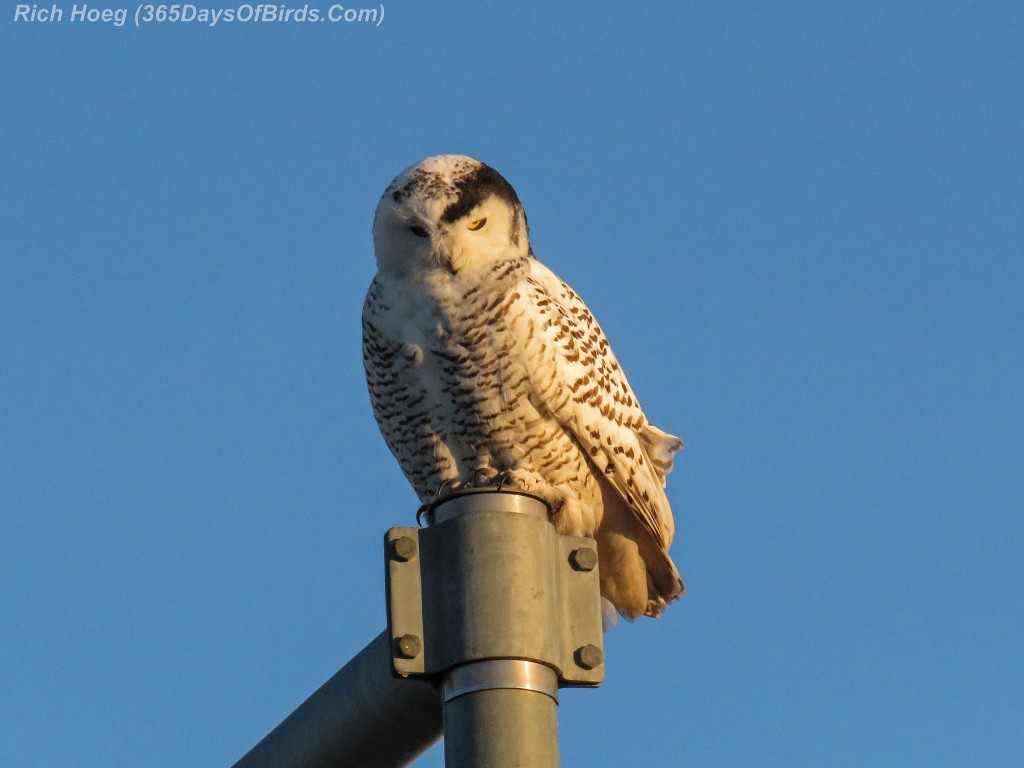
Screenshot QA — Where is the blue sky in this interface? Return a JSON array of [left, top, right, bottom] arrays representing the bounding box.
[[1, 2, 1021, 765]]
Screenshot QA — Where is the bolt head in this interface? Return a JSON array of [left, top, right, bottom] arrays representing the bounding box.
[[569, 547, 598, 572], [390, 536, 418, 562], [394, 634, 422, 659], [575, 644, 603, 670]]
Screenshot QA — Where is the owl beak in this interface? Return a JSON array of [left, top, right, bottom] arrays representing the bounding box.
[[438, 253, 459, 276], [433, 237, 460, 276]]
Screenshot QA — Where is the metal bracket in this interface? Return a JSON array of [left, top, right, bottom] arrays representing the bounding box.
[[384, 528, 426, 677], [385, 492, 604, 688], [555, 534, 605, 686]]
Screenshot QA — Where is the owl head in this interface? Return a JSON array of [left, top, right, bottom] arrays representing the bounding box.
[[372, 155, 531, 277]]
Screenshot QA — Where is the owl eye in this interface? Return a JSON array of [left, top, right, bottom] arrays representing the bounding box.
[[467, 218, 487, 231], [409, 225, 430, 238]]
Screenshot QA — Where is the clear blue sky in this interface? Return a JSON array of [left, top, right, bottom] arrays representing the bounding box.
[[2, 2, 1021, 766]]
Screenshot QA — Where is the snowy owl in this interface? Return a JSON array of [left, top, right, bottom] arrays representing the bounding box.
[[362, 155, 684, 619]]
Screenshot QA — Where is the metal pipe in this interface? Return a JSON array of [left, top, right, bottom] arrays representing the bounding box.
[[441, 659, 560, 768], [443, 686, 560, 768], [442, 660, 559, 704], [231, 629, 442, 768], [233, 489, 602, 768], [418, 492, 567, 768]]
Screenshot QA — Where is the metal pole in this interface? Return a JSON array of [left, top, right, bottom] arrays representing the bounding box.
[[442, 660, 560, 768], [386, 490, 604, 768], [430, 494, 561, 768], [231, 629, 442, 768], [233, 489, 603, 768]]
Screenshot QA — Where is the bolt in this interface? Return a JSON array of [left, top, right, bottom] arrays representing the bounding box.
[[569, 546, 598, 572], [390, 536, 417, 562], [574, 644, 603, 670], [394, 634, 422, 659]]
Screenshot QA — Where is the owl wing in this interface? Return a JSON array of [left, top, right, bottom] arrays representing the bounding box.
[[506, 259, 683, 550]]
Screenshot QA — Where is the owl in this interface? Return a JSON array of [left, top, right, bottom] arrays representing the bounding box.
[[362, 155, 684, 620]]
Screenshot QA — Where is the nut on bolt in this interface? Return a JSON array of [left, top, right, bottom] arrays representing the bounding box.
[[394, 634, 422, 659], [569, 546, 598, 572], [574, 644, 603, 670], [390, 536, 417, 562]]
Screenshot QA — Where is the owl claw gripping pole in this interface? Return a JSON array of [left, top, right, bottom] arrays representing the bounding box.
[[387, 489, 605, 768]]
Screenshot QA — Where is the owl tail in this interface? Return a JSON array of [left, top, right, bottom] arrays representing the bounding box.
[[641, 540, 685, 617], [596, 477, 685, 620]]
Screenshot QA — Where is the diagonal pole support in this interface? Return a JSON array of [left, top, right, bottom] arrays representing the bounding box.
[[231, 629, 442, 768]]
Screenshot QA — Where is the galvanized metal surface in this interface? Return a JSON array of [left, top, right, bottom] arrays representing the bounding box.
[[389, 491, 606, 768], [234, 489, 603, 768], [385, 526, 426, 677], [443, 687, 560, 768], [230, 629, 442, 768], [442, 659, 560, 704], [386, 491, 604, 686], [423, 508, 565, 669], [424, 487, 550, 525]]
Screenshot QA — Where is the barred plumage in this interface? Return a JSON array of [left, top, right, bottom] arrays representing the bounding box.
[[362, 155, 684, 619]]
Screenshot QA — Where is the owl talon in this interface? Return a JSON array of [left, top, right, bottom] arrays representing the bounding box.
[[417, 479, 466, 524], [436, 479, 465, 497], [493, 471, 514, 492], [472, 467, 499, 487]]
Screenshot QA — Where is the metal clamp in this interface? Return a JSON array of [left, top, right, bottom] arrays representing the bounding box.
[[443, 660, 559, 704], [386, 490, 605, 686]]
